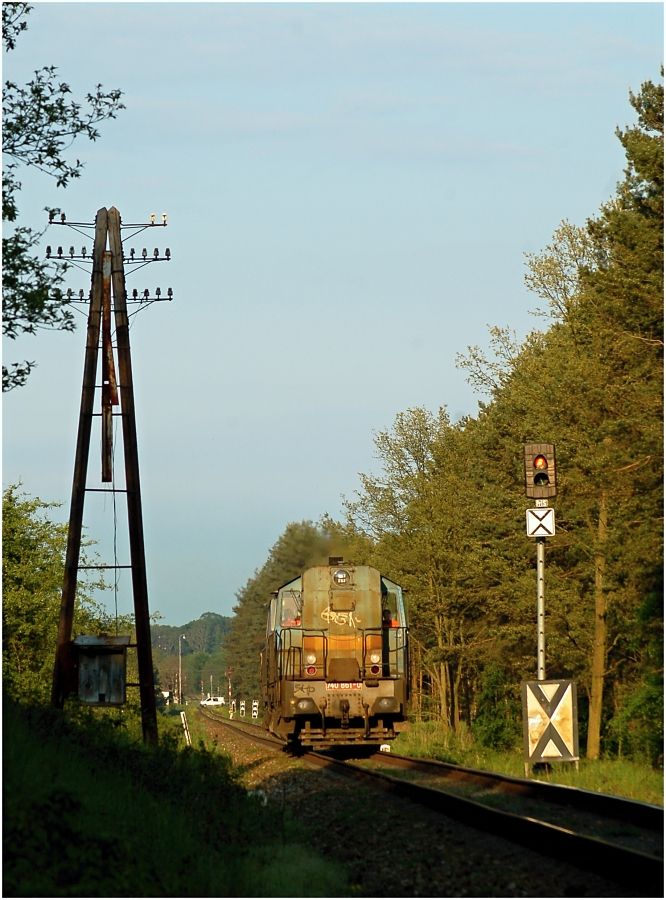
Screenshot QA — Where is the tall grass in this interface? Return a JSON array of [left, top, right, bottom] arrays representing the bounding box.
[[394, 720, 664, 806], [3, 696, 345, 897]]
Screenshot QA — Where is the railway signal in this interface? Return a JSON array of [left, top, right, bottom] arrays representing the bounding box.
[[524, 443, 557, 499], [520, 441, 578, 773]]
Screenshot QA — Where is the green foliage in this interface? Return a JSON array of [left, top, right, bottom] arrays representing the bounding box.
[[2, 2, 124, 390], [2, 484, 111, 701], [152, 613, 233, 699], [223, 521, 356, 698], [607, 679, 664, 766], [394, 719, 663, 805], [606, 568, 663, 765], [153, 612, 232, 656], [472, 664, 521, 751], [3, 696, 346, 897], [338, 76, 663, 761]]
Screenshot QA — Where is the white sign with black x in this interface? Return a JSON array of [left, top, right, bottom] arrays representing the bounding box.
[[526, 507, 555, 537]]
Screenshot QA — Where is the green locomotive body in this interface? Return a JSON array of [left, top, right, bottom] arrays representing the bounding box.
[[261, 559, 409, 748]]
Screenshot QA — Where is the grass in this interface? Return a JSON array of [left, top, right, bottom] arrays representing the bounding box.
[[3, 696, 347, 897], [393, 719, 664, 806]]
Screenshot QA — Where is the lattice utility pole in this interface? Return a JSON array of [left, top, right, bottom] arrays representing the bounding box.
[[50, 207, 171, 745]]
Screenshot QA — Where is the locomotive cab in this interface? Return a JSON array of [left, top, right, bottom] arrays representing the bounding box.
[[262, 561, 409, 747]]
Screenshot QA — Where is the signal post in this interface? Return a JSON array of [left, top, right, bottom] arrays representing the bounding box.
[[521, 443, 579, 774]]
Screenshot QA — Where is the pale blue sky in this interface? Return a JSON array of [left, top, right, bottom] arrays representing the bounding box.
[[3, 2, 663, 624]]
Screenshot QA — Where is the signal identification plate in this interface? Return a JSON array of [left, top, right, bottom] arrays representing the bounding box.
[[326, 682, 362, 690]]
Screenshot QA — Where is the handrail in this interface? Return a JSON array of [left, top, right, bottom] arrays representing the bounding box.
[[273, 626, 408, 681]]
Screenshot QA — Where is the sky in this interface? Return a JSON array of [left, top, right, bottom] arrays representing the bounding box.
[[3, 1, 663, 625]]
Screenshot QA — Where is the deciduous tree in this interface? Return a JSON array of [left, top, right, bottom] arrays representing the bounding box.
[[2, 2, 124, 390]]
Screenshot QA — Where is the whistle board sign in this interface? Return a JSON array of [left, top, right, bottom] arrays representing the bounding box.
[[522, 680, 579, 765], [526, 507, 555, 537]]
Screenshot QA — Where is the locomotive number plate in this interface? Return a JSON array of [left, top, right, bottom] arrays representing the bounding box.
[[326, 682, 362, 690]]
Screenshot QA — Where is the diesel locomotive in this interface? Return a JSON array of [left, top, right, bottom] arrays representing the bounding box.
[[261, 559, 409, 748]]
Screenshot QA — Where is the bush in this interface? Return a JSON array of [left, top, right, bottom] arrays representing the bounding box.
[[606, 678, 664, 766], [3, 696, 346, 897], [472, 664, 521, 751]]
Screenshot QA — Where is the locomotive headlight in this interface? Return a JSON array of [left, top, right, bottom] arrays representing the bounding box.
[[369, 652, 381, 664], [305, 653, 317, 665], [332, 568, 350, 585]]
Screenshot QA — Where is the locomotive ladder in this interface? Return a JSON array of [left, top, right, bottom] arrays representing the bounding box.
[[50, 207, 158, 745]]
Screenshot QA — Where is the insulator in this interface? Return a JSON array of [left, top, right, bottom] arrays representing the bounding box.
[[155, 287, 161, 297], [81, 246, 87, 258], [60, 213, 66, 223], [57, 246, 63, 257], [153, 248, 159, 259], [165, 248, 171, 260], [167, 288, 173, 298], [66, 289, 73, 299], [79, 289, 84, 299], [142, 248, 147, 259], [143, 289, 149, 299], [69, 246, 75, 257], [49, 210, 55, 223], [150, 213, 156, 225], [46, 246, 52, 258], [132, 288, 138, 299], [130, 248, 135, 260], [162, 213, 168, 225]]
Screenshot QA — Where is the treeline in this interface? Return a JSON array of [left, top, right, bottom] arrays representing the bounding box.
[[222, 522, 359, 700], [151, 613, 232, 699], [1, 484, 234, 704], [224, 78, 663, 763]]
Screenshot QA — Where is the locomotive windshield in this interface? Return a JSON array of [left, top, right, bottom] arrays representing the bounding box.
[[280, 589, 302, 627], [380, 577, 406, 628]]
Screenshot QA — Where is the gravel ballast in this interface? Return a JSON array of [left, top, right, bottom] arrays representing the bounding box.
[[198, 713, 644, 898]]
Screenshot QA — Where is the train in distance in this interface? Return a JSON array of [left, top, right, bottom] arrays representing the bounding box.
[[260, 559, 410, 748]]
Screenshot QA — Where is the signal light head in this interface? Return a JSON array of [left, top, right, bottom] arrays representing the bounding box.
[[533, 454, 550, 486], [524, 443, 557, 499]]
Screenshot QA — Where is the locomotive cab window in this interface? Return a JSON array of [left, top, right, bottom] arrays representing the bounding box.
[[279, 590, 302, 627], [380, 578, 406, 628]]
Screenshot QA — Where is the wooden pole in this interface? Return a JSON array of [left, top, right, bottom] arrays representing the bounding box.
[[52, 208, 108, 708], [107, 206, 158, 744]]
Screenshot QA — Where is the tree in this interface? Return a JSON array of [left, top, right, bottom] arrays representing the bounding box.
[[2, 484, 109, 700], [573, 77, 663, 757], [2, 2, 124, 391], [457, 76, 663, 758], [223, 521, 349, 698]]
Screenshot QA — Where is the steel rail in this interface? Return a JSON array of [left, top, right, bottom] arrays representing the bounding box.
[[198, 710, 662, 893], [366, 749, 664, 831], [304, 751, 663, 894]]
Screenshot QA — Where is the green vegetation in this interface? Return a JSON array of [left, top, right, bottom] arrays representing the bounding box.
[[393, 721, 663, 806], [2, 3, 125, 391], [152, 613, 233, 700], [2, 11, 661, 885], [2, 484, 120, 701], [3, 697, 346, 897], [223, 521, 360, 698], [225, 75, 663, 766]]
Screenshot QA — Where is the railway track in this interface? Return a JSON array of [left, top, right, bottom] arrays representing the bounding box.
[[200, 710, 663, 895], [360, 748, 663, 830]]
